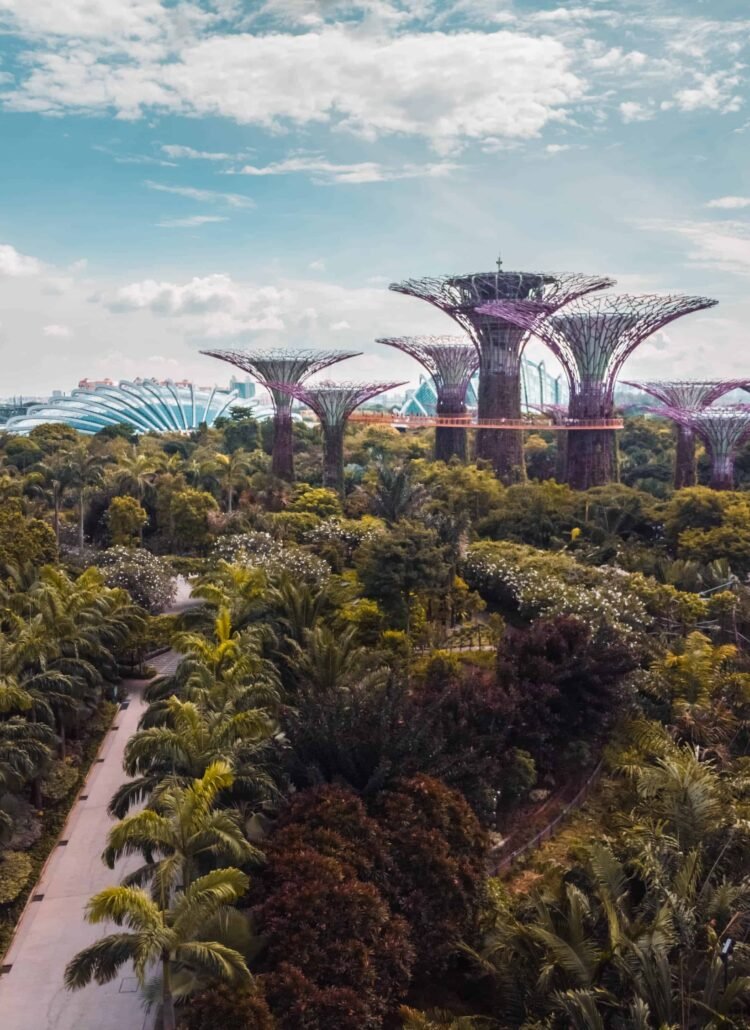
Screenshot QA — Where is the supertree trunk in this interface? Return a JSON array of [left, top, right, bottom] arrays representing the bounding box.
[[710, 453, 735, 491], [435, 396, 468, 462], [272, 405, 295, 481], [322, 425, 345, 494], [565, 396, 617, 490], [476, 342, 525, 482], [674, 425, 697, 489]]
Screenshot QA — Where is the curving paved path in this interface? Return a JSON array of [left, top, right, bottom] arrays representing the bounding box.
[[0, 578, 193, 1030]]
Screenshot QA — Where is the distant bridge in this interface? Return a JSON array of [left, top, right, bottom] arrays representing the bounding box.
[[346, 412, 624, 431]]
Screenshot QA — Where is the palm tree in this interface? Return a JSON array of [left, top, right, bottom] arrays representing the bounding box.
[[109, 701, 277, 818], [64, 869, 251, 1030], [210, 451, 251, 514], [189, 562, 269, 633], [371, 462, 425, 523], [62, 445, 108, 551], [33, 448, 76, 545], [112, 448, 161, 543]]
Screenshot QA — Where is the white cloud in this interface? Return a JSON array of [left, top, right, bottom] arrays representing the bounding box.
[[545, 143, 571, 154], [1, 27, 584, 149], [0, 243, 43, 277], [42, 323, 72, 337], [707, 196, 750, 210], [330, 320, 350, 330], [639, 218, 750, 278], [93, 144, 177, 167], [619, 101, 655, 123], [308, 259, 326, 271], [160, 144, 241, 161], [156, 215, 228, 228], [670, 70, 743, 114], [234, 155, 458, 183], [145, 179, 255, 208]]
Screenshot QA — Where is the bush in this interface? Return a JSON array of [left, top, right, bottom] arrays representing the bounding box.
[[210, 532, 330, 584], [95, 547, 176, 613], [179, 982, 275, 1030], [40, 760, 79, 803], [0, 851, 32, 905], [371, 775, 488, 974]]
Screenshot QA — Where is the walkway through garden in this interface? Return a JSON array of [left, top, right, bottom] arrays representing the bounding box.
[[0, 579, 193, 1030]]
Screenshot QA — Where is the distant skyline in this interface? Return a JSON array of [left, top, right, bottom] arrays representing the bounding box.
[[0, 0, 748, 394]]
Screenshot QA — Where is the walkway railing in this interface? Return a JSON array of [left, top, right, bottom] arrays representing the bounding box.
[[490, 759, 605, 876], [347, 412, 624, 431]]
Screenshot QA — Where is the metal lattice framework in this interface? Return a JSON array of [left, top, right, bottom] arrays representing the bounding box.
[[274, 380, 406, 494], [200, 348, 359, 481], [477, 293, 718, 489], [621, 380, 746, 488], [377, 335, 479, 462], [657, 406, 750, 490], [389, 268, 614, 482]]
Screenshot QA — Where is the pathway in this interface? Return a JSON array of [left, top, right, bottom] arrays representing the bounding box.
[[0, 578, 194, 1030]]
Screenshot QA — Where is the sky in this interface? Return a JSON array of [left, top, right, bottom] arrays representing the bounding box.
[[0, 0, 748, 396]]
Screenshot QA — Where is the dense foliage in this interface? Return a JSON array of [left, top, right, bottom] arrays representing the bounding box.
[[1, 414, 749, 1027]]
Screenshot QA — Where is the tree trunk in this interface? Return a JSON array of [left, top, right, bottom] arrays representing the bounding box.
[[272, 407, 295, 481], [554, 430, 568, 483], [674, 425, 697, 489], [565, 393, 618, 490], [322, 425, 345, 495], [475, 334, 526, 484], [53, 489, 60, 546], [435, 397, 467, 463], [162, 955, 176, 1030], [78, 490, 85, 552]]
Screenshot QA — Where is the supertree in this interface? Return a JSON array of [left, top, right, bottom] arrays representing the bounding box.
[[656, 406, 750, 490], [389, 265, 614, 482], [476, 293, 718, 490], [273, 381, 406, 494], [200, 349, 359, 481], [621, 380, 746, 488], [376, 335, 478, 462]]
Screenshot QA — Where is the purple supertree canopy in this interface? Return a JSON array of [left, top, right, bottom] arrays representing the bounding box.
[[376, 336, 478, 404], [477, 294, 719, 403], [200, 348, 361, 410], [388, 270, 615, 351], [621, 379, 746, 410], [279, 380, 407, 424], [657, 405, 750, 488]]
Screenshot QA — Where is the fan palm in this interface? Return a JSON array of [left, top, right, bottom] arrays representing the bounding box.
[[371, 462, 425, 523]]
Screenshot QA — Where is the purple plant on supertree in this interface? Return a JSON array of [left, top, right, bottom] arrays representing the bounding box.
[[476, 293, 718, 490], [376, 335, 478, 462], [656, 406, 750, 491], [389, 264, 614, 483], [271, 380, 406, 494], [621, 380, 747, 488], [200, 349, 359, 481]]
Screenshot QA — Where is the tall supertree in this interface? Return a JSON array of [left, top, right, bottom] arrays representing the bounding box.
[[657, 406, 750, 490], [274, 381, 406, 494], [200, 349, 359, 481], [389, 265, 614, 483], [621, 380, 746, 488], [476, 294, 718, 490], [376, 335, 478, 462]]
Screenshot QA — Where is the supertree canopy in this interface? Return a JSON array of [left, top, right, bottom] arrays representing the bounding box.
[[658, 406, 750, 490], [377, 335, 478, 462], [201, 349, 359, 481], [389, 266, 614, 482], [274, 380, 406, 494], [477, 293, 718, 490], [621, 380, 746, 488]]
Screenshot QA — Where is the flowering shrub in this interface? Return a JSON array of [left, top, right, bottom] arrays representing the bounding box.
[[95, 546, 176, 613], [210, 532, 330, 584], [178, 982, 274, 1030], [462, 541, 650, 642]]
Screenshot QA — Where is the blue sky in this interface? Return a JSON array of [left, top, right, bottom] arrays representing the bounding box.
[[0, 0, 748, 395]]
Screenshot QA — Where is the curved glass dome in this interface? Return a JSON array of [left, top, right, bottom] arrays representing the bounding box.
[[5, 379, 240, 435]]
